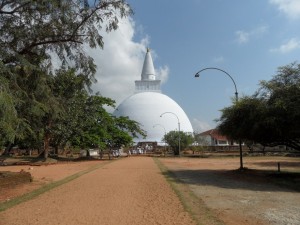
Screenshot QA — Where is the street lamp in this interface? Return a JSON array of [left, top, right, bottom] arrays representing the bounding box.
[[194, 67, 243, 170], [153, 124, 167, 155], [160, 112, 181, 156]]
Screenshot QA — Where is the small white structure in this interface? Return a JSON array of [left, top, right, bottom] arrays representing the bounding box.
[[80, 149, 99, 157], [113, 48, 193, 144]]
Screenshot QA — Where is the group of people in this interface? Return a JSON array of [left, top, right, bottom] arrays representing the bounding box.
[[128, 144, 154, 155]]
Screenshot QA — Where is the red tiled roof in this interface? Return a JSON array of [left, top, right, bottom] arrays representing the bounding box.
[[199, 129, 228, 141]]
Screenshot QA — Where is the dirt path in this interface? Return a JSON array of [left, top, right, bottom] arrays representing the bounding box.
[[159, 157, 300, 225], [0, 157, 195, 225]]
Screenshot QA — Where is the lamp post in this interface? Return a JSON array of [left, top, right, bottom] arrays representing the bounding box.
[[194, 67, 243, 170], [160, 112, 181, 156], [153, 124, 167, 156]]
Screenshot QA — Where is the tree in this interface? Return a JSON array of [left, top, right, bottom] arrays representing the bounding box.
[[1, 0, 132, 70], [49, 69, 97, 154], [99, 115, 146, 159], [218, 62, 300, 150], [7, 68, 91, 157], [67, 97, 146, 159], [192, 134, 210, 154], [68, 95, 116, 150], [0, 0, 133, 157], [163, 131, 194, 155]]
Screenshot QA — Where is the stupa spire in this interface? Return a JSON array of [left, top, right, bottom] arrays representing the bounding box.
[[141, 47, 155, 81], [134, 47, 161, 93]]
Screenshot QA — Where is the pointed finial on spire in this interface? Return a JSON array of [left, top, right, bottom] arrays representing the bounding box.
[[141, 47, 155, 81]]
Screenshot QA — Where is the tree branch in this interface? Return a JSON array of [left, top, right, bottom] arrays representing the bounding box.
[[0, 1, 31, 15], [18, 37, 84, 55]]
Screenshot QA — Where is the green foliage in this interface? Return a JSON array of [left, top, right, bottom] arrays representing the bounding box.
[[0, 0, 134, 157], [48, 71, 146, 153], [163, 131, 194, 155], [191, 135, 209, 154], [0, 0, 133, 71], [218, 62, 300, 150], [2, 67, 145, 156]]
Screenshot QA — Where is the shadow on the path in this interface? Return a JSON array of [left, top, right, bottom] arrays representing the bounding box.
[[163, 168, 300, 193]]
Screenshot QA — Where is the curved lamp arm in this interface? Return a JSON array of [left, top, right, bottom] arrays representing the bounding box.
[[194, 67, 243, 169], [160, 112, 181, 156], [195, 67, 238, 101], [160, 112, 179, 123]]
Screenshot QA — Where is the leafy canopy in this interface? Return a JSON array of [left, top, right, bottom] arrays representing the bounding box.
[[163, 131, 194, 155], [0, 1, 144, 158], [218, 62, 300, 150]]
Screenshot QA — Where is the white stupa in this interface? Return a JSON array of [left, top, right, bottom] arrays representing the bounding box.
[[113, 48, 193, 145]]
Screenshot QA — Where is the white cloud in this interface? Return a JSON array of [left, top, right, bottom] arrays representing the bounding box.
[[270, 0, 300, 19], [87, 17, 169, 108], [156, 65, 169, 84], [270, 38, 300, 53], [191, 118, 213, 133], [253, 25, 269, 36], [235, 30, 249, 44], [235, 25, 268, 44]]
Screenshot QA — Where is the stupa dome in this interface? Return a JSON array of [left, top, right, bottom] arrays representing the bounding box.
[[113, 48, 193, 144], [113, 92, 193, 144]]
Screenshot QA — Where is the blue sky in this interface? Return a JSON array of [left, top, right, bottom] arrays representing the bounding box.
[[91, 0, 300, 133]]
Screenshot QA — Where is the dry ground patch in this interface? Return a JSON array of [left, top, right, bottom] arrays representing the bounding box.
[[159, 156, 300, 225], [0, 159, 102, 203], [0, 156, 299, 225]]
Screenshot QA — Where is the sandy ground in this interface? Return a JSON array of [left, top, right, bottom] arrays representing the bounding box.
[[0, 160, 101, 203], [159, 156, 300, 225], [0, 157, 195, 225], [1, 156, 299, 225]]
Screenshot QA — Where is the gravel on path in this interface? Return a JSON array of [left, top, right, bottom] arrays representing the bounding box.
[[0, 157, 196, 225]]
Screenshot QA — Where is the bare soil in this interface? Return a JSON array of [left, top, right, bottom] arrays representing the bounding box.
[[0, 156, 299, 225], [159, 156, 300, 225], [0, 160, 101, 203]]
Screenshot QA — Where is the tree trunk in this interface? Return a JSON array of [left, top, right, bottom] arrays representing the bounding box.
[[174, 147, 179, 156], [40, 119, 53, 159], [2, 142, 13, 156], [54, 145, 59, 155], [3, 143, 13, 156], [43, 132, 51, 159], [108, 148, 112, 160]]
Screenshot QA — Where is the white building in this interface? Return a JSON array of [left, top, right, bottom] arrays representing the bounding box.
[[113, 48, 193, 145], [197, 129, 240, 146]]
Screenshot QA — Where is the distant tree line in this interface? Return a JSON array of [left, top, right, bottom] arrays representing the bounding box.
[[0, 0, 146, 159]]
